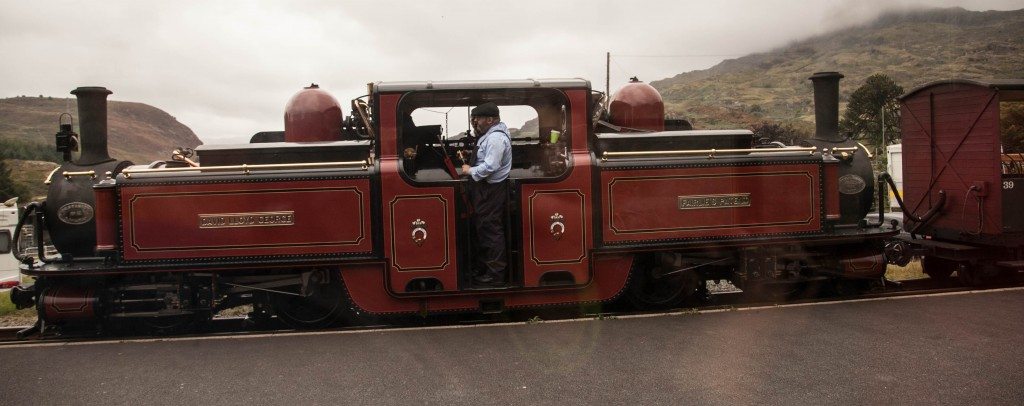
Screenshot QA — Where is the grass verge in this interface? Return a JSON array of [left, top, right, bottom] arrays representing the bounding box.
[[886, 259, 926, 281], [0, 290, 36, 326]]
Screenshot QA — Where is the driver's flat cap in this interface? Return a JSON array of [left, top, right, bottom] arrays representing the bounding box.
[[471, 102, 500, 117]]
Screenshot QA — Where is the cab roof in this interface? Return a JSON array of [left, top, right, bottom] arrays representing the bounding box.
[[373, 78, 591, 93]]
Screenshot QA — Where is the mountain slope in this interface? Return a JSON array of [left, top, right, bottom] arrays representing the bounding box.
[[650, 7, 1024, 131], [0, 96, 202, 164]]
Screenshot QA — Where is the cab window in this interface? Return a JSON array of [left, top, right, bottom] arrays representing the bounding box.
[[397, 88, 570, 183]]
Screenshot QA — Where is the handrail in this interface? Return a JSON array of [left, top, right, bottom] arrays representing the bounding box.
[[122, 159, 373, 178], [601, 147, 816, 161], [856, 142, 874, 159], [44, 170, 99, 184], [63, 170, 96, 179], [42, 167, 61, 185], [829, 146, 860, 160]]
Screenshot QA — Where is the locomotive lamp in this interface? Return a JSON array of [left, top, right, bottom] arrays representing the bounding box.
[[54, 113, 78, 162]]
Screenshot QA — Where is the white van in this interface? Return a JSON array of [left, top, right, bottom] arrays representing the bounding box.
[[887, 144, 903, 211], [0, 198, 21, 288]]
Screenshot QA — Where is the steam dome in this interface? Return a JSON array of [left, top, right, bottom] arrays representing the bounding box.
[[609, 77, 665, 132], [284, 84, 343, 142]]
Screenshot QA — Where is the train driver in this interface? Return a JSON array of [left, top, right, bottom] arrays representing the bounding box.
[[461, 102, 512, 287]]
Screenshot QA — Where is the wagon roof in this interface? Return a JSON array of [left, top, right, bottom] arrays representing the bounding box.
[[900, 78, 1024, 100], [374, 78, 591, 93]]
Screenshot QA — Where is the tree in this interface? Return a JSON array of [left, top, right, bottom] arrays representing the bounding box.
[[840, 74, 904, 147], [1001, 102, 1024, 153], [749, 121, 811, 145], [0, 138, 62, 162]]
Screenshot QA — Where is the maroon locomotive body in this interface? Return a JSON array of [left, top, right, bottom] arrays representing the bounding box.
[[11, 72, 895, 332]]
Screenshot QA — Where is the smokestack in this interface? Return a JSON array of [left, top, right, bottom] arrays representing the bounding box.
[[70, 86, 114, 165], [809, 72, 844, 143]]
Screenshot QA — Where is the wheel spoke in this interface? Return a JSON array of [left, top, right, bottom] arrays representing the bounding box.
[[269, 269, 347, 329]]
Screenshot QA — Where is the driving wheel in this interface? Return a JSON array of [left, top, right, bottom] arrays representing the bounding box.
[[270, 269, 347, 329], [627, 261, 701, 310]]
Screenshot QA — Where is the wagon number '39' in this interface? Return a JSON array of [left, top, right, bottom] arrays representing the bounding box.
[[1004, 180, 1015, 190]]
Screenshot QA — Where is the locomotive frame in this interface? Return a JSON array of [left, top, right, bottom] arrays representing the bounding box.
[[11, 73, 897, 333]]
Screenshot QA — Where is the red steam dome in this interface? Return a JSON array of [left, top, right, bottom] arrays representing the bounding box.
[[284, 84, 343, 142], [609, 77, 665, 131]]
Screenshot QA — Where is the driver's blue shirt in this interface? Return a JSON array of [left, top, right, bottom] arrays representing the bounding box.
[[469, 122, 511, 183]]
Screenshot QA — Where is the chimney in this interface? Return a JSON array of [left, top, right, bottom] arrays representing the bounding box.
[[70, 86, 114, 165], [809, 72, 844, 143]]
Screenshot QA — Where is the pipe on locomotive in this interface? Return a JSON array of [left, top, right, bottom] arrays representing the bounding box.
[[810, 72, 844, 143], [69, 87, 115, 165], [876, 172, 947, 234]]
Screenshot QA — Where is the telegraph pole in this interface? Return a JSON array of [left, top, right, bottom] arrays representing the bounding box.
[[606, 52, 610, 99], [881, 105, 886, 148]]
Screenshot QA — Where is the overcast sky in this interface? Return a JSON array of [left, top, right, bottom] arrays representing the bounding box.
[[1, 0, 1020, 144]]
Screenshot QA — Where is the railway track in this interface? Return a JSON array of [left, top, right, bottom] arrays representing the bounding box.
[[0, 277, 1017, 347]]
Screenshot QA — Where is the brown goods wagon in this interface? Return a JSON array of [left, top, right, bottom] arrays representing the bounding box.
[[900, 79, 1024, 242]]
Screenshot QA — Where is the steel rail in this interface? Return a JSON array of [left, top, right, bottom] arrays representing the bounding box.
[[5, 279, 1020, 346]]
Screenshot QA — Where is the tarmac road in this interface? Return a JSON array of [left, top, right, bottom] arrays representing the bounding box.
[[1, 288, 1023, 405]]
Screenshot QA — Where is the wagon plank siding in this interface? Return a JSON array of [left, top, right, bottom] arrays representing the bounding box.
[[901, 82, 1004, 237]]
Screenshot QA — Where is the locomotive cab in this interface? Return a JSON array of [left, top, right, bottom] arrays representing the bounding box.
[[376, 80, 592, 292]]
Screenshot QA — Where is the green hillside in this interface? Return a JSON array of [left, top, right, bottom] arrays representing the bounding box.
[[0, 96, 202, 165], [650, 7, 1024, 133]]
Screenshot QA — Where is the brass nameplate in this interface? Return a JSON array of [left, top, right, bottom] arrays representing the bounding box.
[[199, 211, 295, 229], [677, 193, 751, 210]]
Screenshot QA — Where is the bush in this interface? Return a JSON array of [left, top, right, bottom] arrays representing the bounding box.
[[0, 138, 61, 162], [749, 121, 811, 145], [0, 160, 29, 201], [1001, 102, 1024, 153]]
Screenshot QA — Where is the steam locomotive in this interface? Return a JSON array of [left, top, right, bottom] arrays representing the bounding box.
[[9, 71, 896, 334]]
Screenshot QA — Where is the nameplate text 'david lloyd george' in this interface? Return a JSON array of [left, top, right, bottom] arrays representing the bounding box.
[[199, 211, 295, 229]]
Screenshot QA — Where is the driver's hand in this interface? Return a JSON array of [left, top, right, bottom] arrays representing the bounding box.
[[461, 164, 471, 175]]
